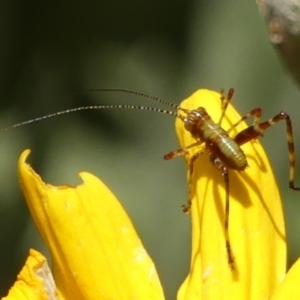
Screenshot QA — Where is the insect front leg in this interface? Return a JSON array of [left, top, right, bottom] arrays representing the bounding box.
[[182, 151, 205, 214], [164, 141, 205, 212], [234, 111, 300, 191]]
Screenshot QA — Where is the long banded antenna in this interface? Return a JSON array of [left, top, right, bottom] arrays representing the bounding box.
[[89, 88, 179, 109], [0, 104, 178, 133]]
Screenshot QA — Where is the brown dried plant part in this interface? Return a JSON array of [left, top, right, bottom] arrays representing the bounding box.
[[257, 0, 300, 86]]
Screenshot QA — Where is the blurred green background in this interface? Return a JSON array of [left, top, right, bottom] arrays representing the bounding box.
[[1, 1, 300, 299]]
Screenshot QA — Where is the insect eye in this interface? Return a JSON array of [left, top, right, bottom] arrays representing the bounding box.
[[184, 117, 194, 131]]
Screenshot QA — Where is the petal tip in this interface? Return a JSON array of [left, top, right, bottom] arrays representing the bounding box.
[[78, 171, 95, 182], [19, 149, 31, 164]]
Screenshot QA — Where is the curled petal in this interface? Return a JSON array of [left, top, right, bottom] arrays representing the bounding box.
[[2, 249, 58, 300], [18, 150, 164, 300], [176, 90, 286, 300]]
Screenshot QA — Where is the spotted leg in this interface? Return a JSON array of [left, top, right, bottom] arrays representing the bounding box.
[[234, 111, 300, 190], [164, 142, 205, 213], [211, 156, 235, 270], [227, 107, 262, 135], [218, 88, 235, 126], [181, 151, 206, 213]]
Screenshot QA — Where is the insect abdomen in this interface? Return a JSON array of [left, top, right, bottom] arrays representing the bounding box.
[[207, 134, 247, 171], [185, 107, 247, 171]]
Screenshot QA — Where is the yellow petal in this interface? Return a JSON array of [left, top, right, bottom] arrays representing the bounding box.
[[2, 249, 58, 300], [176, 90, 286, 300], [271, 257, 300, 300], [18, 150, 164, 300]]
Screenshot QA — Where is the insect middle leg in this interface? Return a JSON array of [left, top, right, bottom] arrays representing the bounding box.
[[234, 111, 300, 190], [227, 107, 262, 136], [218, 88, 235, 126], [222, 168, 235, 269], [211, 157, 235, 269], [163, 141, 202, 160]]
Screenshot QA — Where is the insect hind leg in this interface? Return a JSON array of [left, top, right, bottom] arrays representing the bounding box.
[[234, 111, 300, 191]]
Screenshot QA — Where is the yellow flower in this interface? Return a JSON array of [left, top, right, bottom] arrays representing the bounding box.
[[4, 150, 164, 300], [176, 90, 297, 300], [2, 89, 300, 299]]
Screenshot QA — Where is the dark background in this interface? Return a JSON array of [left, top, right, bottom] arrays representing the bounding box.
[[1, 1, 300, 299]]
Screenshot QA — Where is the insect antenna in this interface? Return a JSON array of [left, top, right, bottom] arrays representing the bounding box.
[[89, 88, 180, 109], [0, 104, 179, 134], [90, 88, 191, 117]]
